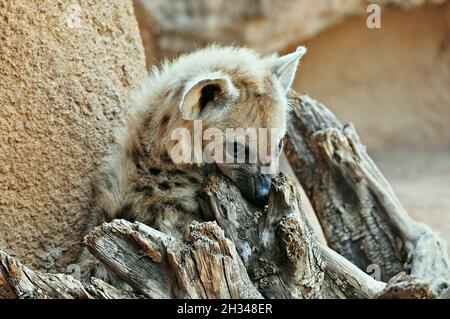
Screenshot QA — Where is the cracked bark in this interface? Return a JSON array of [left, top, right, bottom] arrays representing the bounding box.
[[284, 91, 450, 298], [0, 90, 448, 299], [200, 173, 386, 298], [84, 219, 262, 299], [0, 250, 136, 299]]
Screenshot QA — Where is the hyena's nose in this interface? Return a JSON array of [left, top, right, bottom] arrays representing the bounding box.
[[255, 175, 272, 206]]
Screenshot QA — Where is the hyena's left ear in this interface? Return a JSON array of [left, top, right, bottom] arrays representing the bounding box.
[[272, 46, 307, 92], [179, 73, 238, 120]]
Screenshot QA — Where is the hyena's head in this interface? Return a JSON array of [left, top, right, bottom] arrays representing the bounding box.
[[168, 46, 306, 207]]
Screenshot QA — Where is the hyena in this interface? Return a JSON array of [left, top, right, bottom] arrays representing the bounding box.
[[80, 45, 306, 282]]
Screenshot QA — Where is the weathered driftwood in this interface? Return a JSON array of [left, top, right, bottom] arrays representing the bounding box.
[[0, 171, 388, 299], [84, 218, 262, 299], [201, 173, 386, 298], [1, 90, 448, 299], [0, 250, 135, 299], [375, 272, 436, 299], [284, 91, 450, 298]]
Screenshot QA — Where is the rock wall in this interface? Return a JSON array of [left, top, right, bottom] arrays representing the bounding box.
[[0, 0, 146, 271]]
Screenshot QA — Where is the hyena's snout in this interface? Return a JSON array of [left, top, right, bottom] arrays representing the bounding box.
[[238, 174, 272, 208], [217, 161, 276, 208], [255, 174, 272, 205]]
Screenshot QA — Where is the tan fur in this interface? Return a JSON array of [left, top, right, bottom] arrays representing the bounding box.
[[79, 45, 304, 283]]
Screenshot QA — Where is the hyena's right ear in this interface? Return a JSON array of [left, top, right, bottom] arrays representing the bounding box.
[[273, 46, 307, 92], [179, 73, 238, 120]]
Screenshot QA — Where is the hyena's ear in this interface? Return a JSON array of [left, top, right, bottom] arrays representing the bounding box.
[[179, 73, 238, 120], [272, 46, 307, 92]]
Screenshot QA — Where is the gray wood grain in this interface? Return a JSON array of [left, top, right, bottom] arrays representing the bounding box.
[[0, 250, 135, 299], [284, 91, 450, 298], [201, 173, 386, 298]]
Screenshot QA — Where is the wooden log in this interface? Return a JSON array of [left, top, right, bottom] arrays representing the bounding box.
[[2, 89, 447, 300], [84, 219, 262, 299], [0, 250, 135, 299], [83, 173, 391, 299], [284, 91, 450, 298], [375, 272, 436, 299], [200, 173, 386, 298]]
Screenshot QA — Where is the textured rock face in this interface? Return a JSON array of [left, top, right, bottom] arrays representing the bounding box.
[[134, 0, 446, 58], [0, 0, 146, 271]]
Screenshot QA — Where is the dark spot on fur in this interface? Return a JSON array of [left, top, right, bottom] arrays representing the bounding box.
[[201, 166, 213, 177], [161, 114, 170, 126], [158, 181, 171, 191], [169, 169, 187, 175], [174, 181, 184, 187], [187, 176, 199, 184], [99, 208, 110, 221], [148, 203, 165, 214], [134, 185, 154, 196], [149, 167, 162, 175], [161, 152, 172, 162], [165, 199, 177, 207], [116, 203, 135, 222], [174, 202, 186, 211], [131, 149, 142, 170]]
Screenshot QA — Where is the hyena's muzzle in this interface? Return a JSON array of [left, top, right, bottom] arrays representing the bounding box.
[[215, 136, 283, 208], [216, 161, 275, 208], [238, 172, 272, 207]]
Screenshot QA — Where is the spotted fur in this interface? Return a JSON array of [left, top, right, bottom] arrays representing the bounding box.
[[79, 45, 306, 283]]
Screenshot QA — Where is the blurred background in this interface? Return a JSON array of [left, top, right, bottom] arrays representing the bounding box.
[[133, 0, 450, 247]]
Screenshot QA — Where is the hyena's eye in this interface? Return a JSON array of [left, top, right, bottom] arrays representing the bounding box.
[[276, 139, 283, 154]]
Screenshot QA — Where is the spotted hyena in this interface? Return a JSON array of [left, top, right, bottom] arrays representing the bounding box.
[[80, 45, 306, 282]]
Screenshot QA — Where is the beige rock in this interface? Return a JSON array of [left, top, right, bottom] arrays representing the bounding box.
[[0, 0, 146, 271]]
